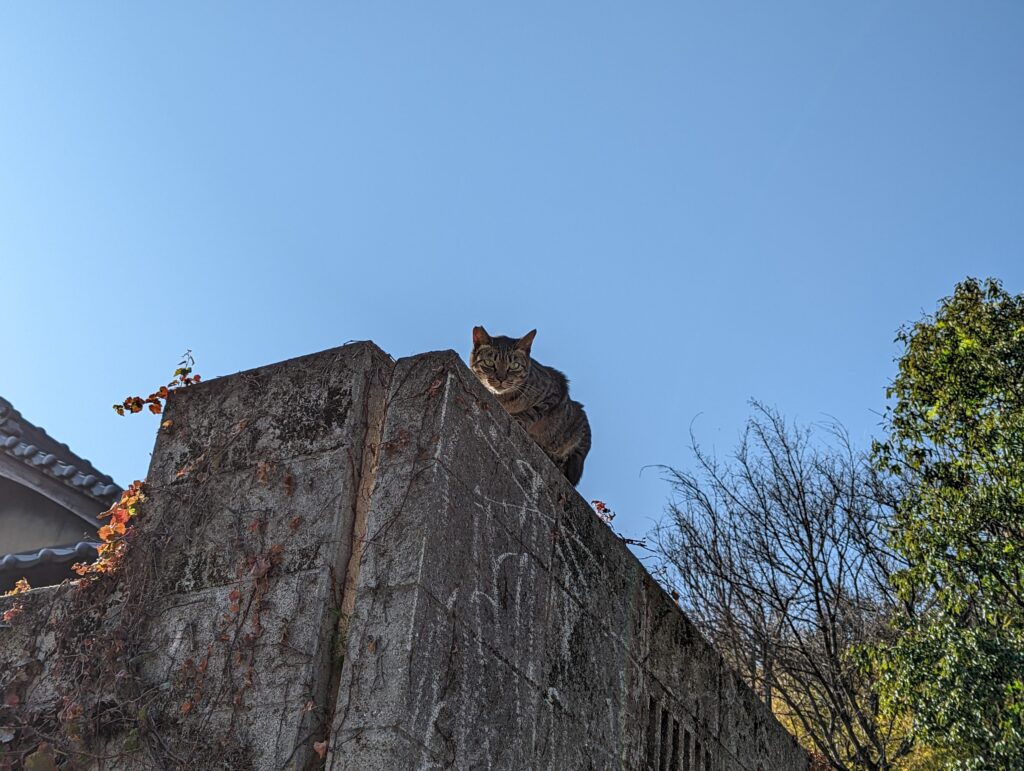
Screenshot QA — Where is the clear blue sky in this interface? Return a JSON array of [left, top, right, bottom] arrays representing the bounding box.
[[2, 2, 1022, 542]]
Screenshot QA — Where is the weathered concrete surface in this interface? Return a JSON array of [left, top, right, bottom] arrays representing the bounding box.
[[328, 350, 807, 771], [1, 342, 394, 770], [135, 341, 394, 768], [1, 342, 806, 770]]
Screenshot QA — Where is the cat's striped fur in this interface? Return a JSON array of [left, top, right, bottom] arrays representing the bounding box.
[[469, 326, 591, 486]]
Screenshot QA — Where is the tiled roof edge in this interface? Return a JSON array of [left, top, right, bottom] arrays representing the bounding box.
[[0, 397, 121, 505], [0, 541, 100, 572]]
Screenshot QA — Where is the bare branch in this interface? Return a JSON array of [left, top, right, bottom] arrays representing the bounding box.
[[651, 404, 915, 771]]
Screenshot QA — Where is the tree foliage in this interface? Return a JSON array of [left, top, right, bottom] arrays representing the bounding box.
[[874, 278, 1024, 768], [653, 403, 914, 770]]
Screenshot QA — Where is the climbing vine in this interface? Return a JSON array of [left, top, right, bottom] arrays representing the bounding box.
[[0, 349, 340, 770], [71, 481, 146, 577], [0, 353, 216, 770], [1, 579, 30, 624], [69, 352, 202, 578], [113, 350, 200, 416]]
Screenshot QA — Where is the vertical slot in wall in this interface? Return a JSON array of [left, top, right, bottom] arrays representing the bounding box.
[[659, 708, 670, 770], [645, 696, 659, 770]]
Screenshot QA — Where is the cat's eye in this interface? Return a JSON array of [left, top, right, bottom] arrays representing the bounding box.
[[481, 361, 495, 370], [509, 362, 521, 371]]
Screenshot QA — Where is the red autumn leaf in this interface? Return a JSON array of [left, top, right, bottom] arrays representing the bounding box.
[[148, 402, 162, 415], [313, 740, 327, 759], [110, 509, 130, 527], [180, 701, 192, 714]]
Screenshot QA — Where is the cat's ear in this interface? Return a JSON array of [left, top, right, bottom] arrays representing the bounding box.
[[515, 329, 537, 353], [472, 326, 491, 348]]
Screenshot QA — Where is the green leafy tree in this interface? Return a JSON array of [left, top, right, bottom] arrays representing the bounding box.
[[874, 278, 1024, 769]]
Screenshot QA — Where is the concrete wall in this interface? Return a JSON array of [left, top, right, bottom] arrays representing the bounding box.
[[0, 343, 806, 770]]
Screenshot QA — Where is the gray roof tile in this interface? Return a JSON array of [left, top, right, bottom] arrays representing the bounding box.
[[0, 397, 121, 505], [0, 541, 99, 573]]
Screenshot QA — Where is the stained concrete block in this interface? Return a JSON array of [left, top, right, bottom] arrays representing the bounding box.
[[129, 342, 393, 769], [0, 585, 67, 710], [148, 342, 392, 485], [141, 450, 359, 595]]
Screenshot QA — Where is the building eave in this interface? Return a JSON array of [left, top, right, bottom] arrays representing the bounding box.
[[0, 397, 121, 525]]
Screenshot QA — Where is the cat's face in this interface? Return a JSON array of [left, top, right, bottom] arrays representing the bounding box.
[[470, 326, 536, 395]]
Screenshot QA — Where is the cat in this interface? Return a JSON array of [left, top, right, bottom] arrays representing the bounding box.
[[469, 326, 591, 486]]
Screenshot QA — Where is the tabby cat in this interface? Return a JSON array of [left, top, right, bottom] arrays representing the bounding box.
[[469, 326, 591, 486]]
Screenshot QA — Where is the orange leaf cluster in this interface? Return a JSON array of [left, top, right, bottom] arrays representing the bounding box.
[[113, 350, 201, 417], [2, 577, 31, 623], [73, 481, 146, 577], [3, 577, 31, 597]]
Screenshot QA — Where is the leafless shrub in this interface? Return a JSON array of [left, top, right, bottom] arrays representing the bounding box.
[[652, 402, 915, 771]]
